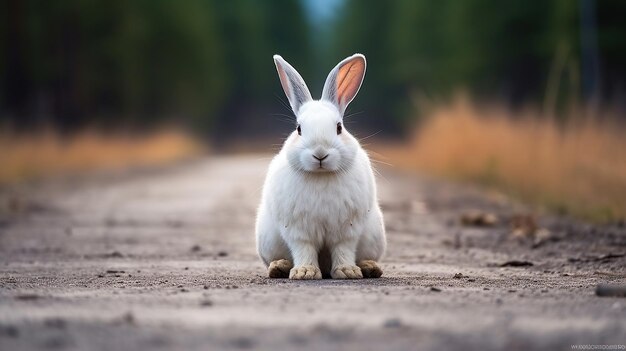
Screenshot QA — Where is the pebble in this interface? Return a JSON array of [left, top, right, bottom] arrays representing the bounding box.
[[383, 318, 402, 328], [596, 284, 626, 297]]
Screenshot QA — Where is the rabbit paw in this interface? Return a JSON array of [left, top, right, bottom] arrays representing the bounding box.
[[289, 265, 322, 280], [268, 259, 293, 278], [331, 265, 363, 279], [357, 260, 383, 278]]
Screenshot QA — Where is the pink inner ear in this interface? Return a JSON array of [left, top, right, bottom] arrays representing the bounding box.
[[277, 65, 291, 96], [336, 58, 365, 106]]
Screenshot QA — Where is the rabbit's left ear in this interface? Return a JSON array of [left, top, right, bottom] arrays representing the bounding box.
[[273, 55, 312, 114], [321, 54, 366, 116]]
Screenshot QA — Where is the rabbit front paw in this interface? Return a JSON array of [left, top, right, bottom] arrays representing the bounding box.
[[357, 260, 383, 278], [289, 265, 322, 280], [268, 259, 293, 278], [331, 265, 363, 279]]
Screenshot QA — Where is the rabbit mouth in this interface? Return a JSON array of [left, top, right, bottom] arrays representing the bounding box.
[[307, 163, 337, 173], [312, 165, 333, 173]]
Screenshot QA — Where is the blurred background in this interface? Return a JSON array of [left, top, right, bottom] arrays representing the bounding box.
[[1, 0, 625, 221]]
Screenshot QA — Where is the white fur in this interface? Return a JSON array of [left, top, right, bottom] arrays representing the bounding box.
[[256, 54, 386, 279]]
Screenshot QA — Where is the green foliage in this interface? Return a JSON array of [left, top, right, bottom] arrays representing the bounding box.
[[328, 0, 625, 126], [1, 0, 625, 134], [0, 0, 312, 132]]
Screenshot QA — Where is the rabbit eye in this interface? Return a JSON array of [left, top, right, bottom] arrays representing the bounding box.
[[297, 125, 301, 136], [336, 122, 342, 135]]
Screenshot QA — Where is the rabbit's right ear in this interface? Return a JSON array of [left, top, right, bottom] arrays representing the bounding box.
[[273, 55, 312, 114], [321, 54, 366, 116]]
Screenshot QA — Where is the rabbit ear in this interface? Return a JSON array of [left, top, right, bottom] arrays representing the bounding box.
[[273, 55, 312, 114], [321, 54, 366, 116]]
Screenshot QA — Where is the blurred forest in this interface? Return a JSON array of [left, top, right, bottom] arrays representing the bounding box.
[[1, 0, 626, 140], [0, 0, 313, 140], [331, 0, 626, 126]]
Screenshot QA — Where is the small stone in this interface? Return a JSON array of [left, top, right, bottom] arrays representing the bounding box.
[[287, 334, 308, 345], [383, 318, 402, 328], [122, 312, 135, 324], [498, 260, 534, 267], [596, 284, 626, 297], [461, 210, 498, 227], [44, 318, 67, 329], [230, 336, 255, 349], [0, 325, 19, 338], [104, 251, 124, 258], [15, 294, 41, 301]]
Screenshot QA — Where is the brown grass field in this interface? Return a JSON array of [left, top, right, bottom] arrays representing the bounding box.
[[0, 129, 202, 185], [384, 97, 626, 222], [2, 101, 625, 223]]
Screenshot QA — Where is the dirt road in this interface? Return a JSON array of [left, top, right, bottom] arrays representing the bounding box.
[[0, 155, 624, 350]]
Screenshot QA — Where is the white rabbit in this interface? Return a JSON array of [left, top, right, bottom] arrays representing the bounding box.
[[255, 54, 386, 279]]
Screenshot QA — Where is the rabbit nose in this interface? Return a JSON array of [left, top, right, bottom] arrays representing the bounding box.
[[312, 154, 329, 161]]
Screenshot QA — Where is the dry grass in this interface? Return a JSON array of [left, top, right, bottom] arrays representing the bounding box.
[[0, 129, 202, 185], [385, 97, 626, 222]]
